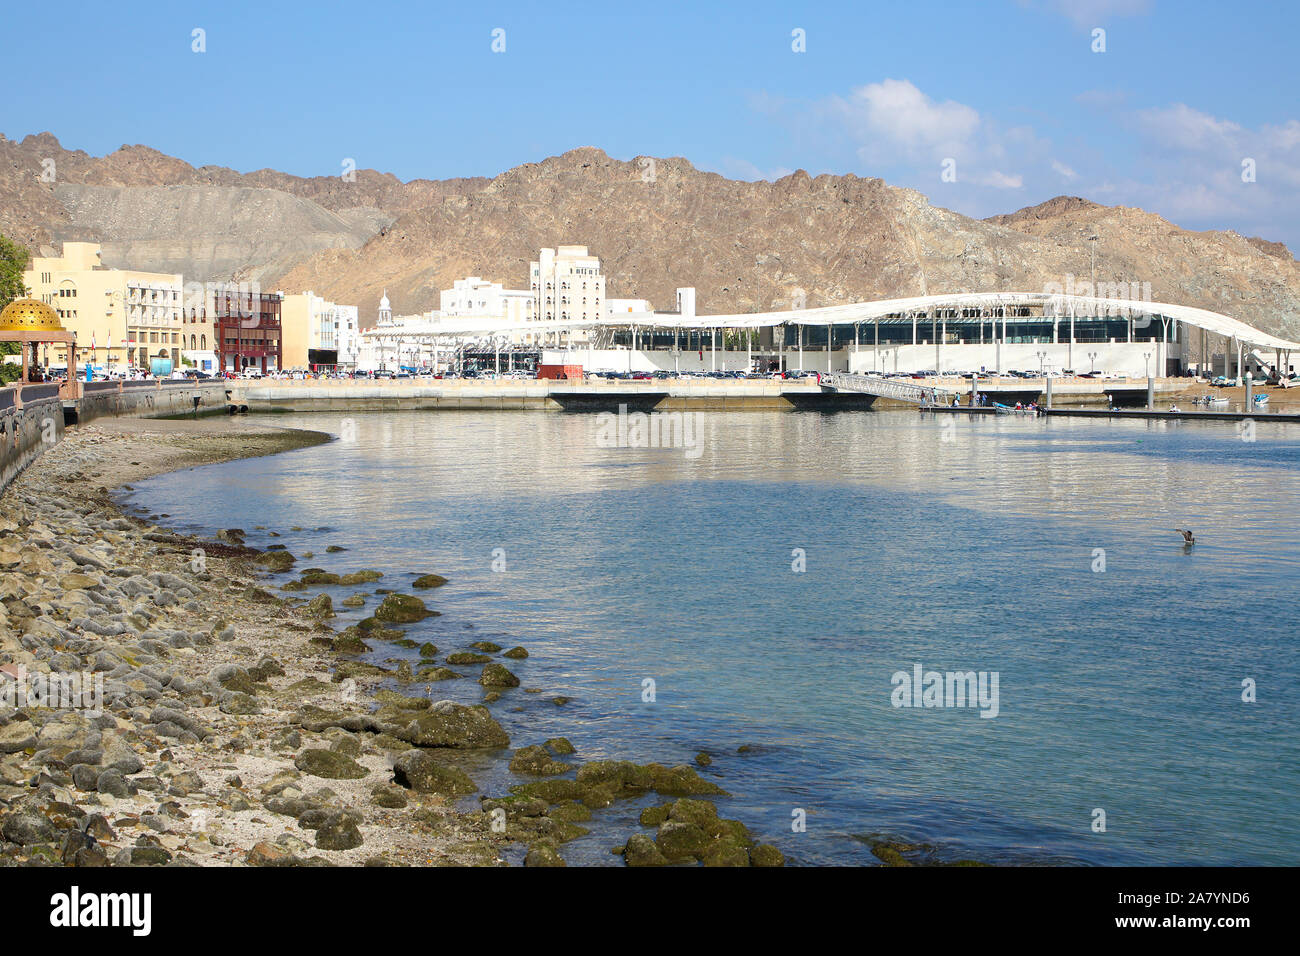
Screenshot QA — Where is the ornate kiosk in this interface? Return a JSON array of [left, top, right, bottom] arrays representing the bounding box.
[[0, 297, 80, 400]]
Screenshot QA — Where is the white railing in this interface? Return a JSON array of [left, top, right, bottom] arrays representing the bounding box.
[[823, 372, 956, 405]]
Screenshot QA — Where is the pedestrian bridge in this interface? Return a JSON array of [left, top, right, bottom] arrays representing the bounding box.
[[822, 372, 957, 405]]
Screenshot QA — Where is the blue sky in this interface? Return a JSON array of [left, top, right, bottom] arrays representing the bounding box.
[[5, 0, 1299, 247]]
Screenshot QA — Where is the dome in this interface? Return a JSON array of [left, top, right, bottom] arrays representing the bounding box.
[[0, 297, 63, 333], [379, 290, 391, 311]]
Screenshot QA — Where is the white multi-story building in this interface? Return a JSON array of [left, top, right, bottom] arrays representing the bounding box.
[[332, 302, 360, 369], [530, 245, 605, 345], [440, 276, 534, 324]]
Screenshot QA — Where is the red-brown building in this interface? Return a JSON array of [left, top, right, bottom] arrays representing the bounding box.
[[213, 290, 282, 375]]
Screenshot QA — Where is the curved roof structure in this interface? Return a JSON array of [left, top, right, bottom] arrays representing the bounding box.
[[366, 291, 1300, 351]]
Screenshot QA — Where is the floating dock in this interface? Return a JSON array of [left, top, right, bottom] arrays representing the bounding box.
[[918, 404, 1300, 423]]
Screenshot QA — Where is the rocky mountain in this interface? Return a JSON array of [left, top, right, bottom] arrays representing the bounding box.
[[3, 132, 1298, 340]]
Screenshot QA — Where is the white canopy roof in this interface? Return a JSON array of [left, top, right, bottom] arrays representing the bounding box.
[[361, 291, 1300, 351]]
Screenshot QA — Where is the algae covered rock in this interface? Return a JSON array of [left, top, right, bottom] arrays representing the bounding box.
[[655, 821, 712, 861], [294, 749, 368, 780], [333, 630, 370, 655], [508, 779, 587, 804], [469, 641, 502, 653], [416, 666, 462, 682], [373, 690, 430, 709], [479, 662, 520, 687], [623, 832, 670, 867], [524, 841, 566, 867], [703, 843, 751, 867], [447, 651, 491, 665], [314, 812, 363, 851], [254, 550, 296, 572], [647, 763, 729, 797], [749, 844, 786, 867], [509, 745, 571, 776], [374, 593, 437, 623], [547, 800, 592, 823], [503, 646, 529, 659], [304, 593, 334, 618], [354, 617, 406, 640], [545, 737, 575, 756], [392, 750, 477, 795], [398, 704, 510, 749], [339, 570, 383, 585], [412, 574, 448, 589], [299, 570, 341, 585], [639, 804, 671, 828]]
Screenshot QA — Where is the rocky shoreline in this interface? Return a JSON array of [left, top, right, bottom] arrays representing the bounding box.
[[0, 418, 785, 867]]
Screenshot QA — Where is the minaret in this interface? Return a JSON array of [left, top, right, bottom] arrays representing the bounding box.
[[378, 289, 392, 325]]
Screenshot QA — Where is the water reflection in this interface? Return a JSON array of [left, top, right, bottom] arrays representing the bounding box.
[[125, 410, 1300, 866]]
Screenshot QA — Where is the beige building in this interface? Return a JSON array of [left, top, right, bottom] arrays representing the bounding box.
[[280, 291, 358, 369], [530, 246, 605, 346], [23, 242, 203, 372]]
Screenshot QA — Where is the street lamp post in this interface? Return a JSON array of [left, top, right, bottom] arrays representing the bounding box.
[[1088, 351, 1098, 374], [1144, 350, 1153, 378]]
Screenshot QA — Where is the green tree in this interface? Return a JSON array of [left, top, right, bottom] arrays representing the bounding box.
[[0, 233, 29, 307], [0, 234, 31, 383]]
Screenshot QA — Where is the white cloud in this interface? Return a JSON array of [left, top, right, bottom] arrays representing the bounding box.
[[748, 74, 1300, 247], [1111, 102, 1300, 244], [981, 171, 1025, 189], [830, 79, 981, 163], [1135, 103, 1242, 153]]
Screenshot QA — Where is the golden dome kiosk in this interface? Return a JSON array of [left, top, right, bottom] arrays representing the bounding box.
[[0, 297, 80, 400]]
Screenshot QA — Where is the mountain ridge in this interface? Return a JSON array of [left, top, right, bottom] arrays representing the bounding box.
[[2, 132, 1296, 340]]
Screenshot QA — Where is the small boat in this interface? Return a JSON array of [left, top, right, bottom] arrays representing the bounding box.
[[1194, 395, 1228, 407], [1252, 394, 1270, 407]]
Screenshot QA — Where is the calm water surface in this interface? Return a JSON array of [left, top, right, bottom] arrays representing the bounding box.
[[124, 410, 1300, 866]]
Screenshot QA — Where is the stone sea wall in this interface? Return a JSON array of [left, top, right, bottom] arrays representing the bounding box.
[[0, 380, 230, 495], [0, 385, 65, 493], [76, 380, 230, 426]]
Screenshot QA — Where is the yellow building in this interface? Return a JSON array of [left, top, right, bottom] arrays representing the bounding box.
[[280, 291, 356, 369], [22, 242, 211, 372]]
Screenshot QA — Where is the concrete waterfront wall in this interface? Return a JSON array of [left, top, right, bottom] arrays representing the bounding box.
[[75, 380, 230, 424], [233, 378, 823, 412], [0, 385, 66, 492]]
